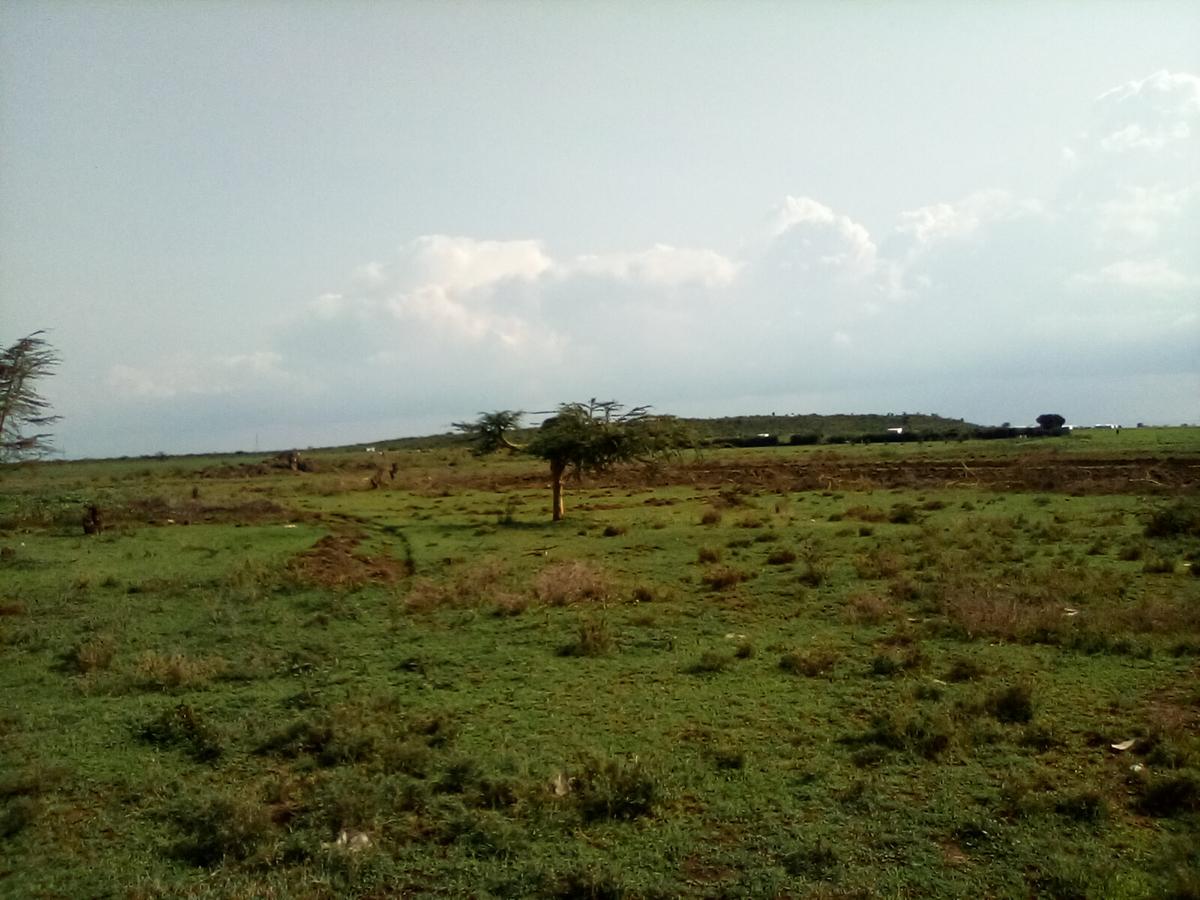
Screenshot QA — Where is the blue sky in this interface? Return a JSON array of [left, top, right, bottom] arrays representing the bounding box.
[[2, 1, 1198, 457]]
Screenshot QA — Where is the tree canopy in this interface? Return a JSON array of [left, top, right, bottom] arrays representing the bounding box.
[[1, 331, 61, 461], [455, 400, 691, 520], [1036, 413, 1066, 431]]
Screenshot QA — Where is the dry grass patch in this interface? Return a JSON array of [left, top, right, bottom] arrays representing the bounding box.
[[700, 565, 750, 591], [779, 647, 840, 677], [404, 557, 517, 612], [933, 565, 1134, 645], [289, 533, 410, 591], [533, 560, 614, 606], [67, 633, 118, 675], [844, 505, 888, 523], [845, 591, 896, 625], [134, 651, 227, 690], [855, 547, 906, 580]]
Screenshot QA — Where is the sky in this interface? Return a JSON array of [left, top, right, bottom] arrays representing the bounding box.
[[2, 1, 1198, 458]]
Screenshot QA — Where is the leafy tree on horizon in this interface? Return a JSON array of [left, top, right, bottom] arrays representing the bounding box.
[[0, 331, 61, 461], [455, 399, 691, 521], [1036, 413, 1066, 431]]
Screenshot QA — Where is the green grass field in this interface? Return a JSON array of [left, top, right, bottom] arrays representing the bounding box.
[[2, 430, 1198, 898]]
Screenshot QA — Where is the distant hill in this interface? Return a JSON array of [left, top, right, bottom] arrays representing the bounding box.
[[677, 413, 977, 441], [373, 412, 979, 451]]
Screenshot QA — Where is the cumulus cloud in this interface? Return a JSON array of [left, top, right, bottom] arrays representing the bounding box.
[[758, 195, 878, 278], [895, 190, 1042, 246], [106, 351, 302, 400], [108, 71, 1200, 447], [1092, 70, 1200, 154], [568, 244, 739, 288], [1068, 258, 1199, 291]]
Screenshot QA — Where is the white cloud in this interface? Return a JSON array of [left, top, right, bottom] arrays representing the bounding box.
[[1096, 182, 1200, 244], [397, 234, 552, 293], [895, 190, 1042, 246], [568, 244, 740, 288], [110, 71, 1200, 446], [1092, 70, 1200, 154], [106, 351, 299, 400], [759, 195, 878, 278], [1068, 258, 1199, 291]]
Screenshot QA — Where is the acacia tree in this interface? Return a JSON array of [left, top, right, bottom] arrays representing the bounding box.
[[455, 399, 690, 521], [1036, 413, 1066, 431], [0, 331, 61, 461]]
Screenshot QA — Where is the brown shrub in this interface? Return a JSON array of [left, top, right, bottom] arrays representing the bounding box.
[[135, 651, 226, 690], [697, 546, 722, 564], [404, 557, 515, 612], [766, 548, 798, 566], [933, 565, 1132, 645], [68, 633, 118, 674], [844, 505, 888, 523], [700, 565, 749, 591], [855, 547, 906, 580], [779, 648, 840, 677], [845, 591, 896, 625], [533, 560, 614, 606]]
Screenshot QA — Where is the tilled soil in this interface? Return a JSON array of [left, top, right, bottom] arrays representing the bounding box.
[[470, 454, 1200, 495]]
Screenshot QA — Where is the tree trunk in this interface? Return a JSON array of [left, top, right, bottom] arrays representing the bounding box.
[[550, 460, 566, 521]]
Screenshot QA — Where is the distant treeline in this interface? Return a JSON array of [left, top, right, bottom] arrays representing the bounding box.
[[708, 425, 1070, 448]]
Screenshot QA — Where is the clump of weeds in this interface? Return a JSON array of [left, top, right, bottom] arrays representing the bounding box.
[[134, 650, 226, 691], [845, 590, 896, 625], [685, 650, 732, 674], [570, 754, 660, 822], [766, 547, 797, 566], [1134, 771, 1200, 818], [1145, 500, 1200, 538], [797, 542, 830, 588], [558, 615, 615, 657], [779, 647, 840, 677], [984, 682, 1035, 724], [138, 703, 224, 763], [64, 632, 117, 675], [945, 657, 986, 682], [533, 560, 614, 606], [169, 793, 273, 867], [701, 565, 749, 591]]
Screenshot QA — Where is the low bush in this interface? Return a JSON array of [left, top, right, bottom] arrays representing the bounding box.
[[855, 547, 906, 579], [685, 651, 731, 674], [985, 683, 1035, 724], [1136, 772, 1200, 818], [700, 565, 749, 591], [1145, 501, 1200, 538], [571, 754, 659, 822], [170, 794, 273, 867], [138, 704, 223, 763], [845, 591, 895, 625], [66, 633, 117, 675], [134, 651, 226, 690], [779, 648, 839, 677], [533, 560, 614, 606], [889, 503, 920, 524], [945, 657, 986, 682], [766, 548, 797, 566], [1055, 790, 1108, 823], [558, 616, 614, 657]]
